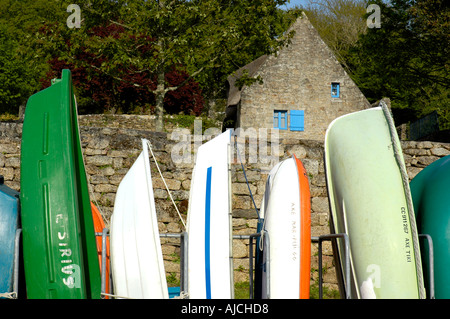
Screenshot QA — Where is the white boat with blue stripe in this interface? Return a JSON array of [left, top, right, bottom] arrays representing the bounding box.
[[186, 130, 234, 299]]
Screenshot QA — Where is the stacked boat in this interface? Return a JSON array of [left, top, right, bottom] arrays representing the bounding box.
[[324, 104, 425, 299], [0, 69, 448, 299]]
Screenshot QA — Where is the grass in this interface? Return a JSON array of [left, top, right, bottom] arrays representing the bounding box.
[[234, 280, 340, 299], [0, 113, 19, 121], [234, 281, 250, 299], [165, 114, 220, 134], [166, 272, 180, 287], [310, 281, 340, 299]]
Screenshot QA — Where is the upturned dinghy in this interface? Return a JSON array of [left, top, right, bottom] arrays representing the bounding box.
[[0, 176, 20, 298], [186, 130, 233, 299], [324, 103, 425, 299], [259, 155, 311, 299], [91, 202, 110, 298], [20, 69, 101, 299], [410, 155, 450, 299], [110, 139, 168, 299]]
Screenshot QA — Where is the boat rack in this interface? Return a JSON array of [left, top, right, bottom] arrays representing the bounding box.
[[94, 229, 436, 299], [5, 228, 435, 299]]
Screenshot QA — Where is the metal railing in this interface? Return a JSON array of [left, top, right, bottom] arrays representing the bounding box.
[[7, 229, 436, 299]]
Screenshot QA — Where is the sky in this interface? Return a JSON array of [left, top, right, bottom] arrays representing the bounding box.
[[279, 0, 309, 10]]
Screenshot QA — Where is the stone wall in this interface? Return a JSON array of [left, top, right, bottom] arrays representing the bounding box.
[[2, 118, 450, 298]]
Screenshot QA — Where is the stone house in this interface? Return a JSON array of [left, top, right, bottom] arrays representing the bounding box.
[[223, 12, 371, 141]]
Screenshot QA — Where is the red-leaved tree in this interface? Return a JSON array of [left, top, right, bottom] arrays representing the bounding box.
[[40, 22, 204, 115]]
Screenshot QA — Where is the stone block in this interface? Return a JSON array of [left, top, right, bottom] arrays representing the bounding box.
[[233, 183, 257, 196], [233, 195, 250, 210], [431, 147, 450, 157], [88, 137, 110, 150], [302, 158, 319, 176], [99, 166, 115, 176], [95, 184, 117, 193], [311, 197, 329, 214], [286, 145, 307, 158], [89, 175, 109, 184], [108, 174, 124, 185], [407, 167, 423, 180], [86, 155, 113, 167], [233, 240, 248, 258], [0, 144, 19, 154], [181, 180, 191, 190], [170, 190, 189, 201], [112, 157, 123, 169], [416, 156, 439, 167], [0, 167, 14, 180], [235, 169, 261, 183], [154, 189, 168, 199], [107, 150, 129, 158], [84, 148, 106, 156], [5, 156, 20, 168], [153, 177, 181, 191], [404, 148, 429, 156], [164, 260, 180, 274], [167, 222, 182, 233]]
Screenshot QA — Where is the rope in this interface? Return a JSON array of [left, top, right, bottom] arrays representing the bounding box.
[[380, 101, 426, 299], [101, 292, 131, 299], [0, 292, 17, 299], [257, 161, 284, 251], [172, 291, 189, 299], [233, 134, 261, 221], [101, 291, 188, 299], [146, 140, 186, 229]]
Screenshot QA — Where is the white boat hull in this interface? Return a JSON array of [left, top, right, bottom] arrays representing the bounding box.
[[260, 156, 311, 299], [110, 139, 168, 299], [186, 130, 233, 299]]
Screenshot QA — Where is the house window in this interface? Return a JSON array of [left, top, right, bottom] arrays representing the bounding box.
[[273, 110, 305, 131], [289, 110, 304, 131], [331, 82, 340, 98], [273, 110, 287, 130]]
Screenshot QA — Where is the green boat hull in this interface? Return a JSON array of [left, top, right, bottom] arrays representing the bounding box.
[[20, 70, 101, 299], [410, 155, 450, 299], [324, 105, 425, 299]]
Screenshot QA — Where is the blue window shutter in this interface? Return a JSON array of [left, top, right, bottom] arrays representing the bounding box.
[[289, 110, 304, 131]]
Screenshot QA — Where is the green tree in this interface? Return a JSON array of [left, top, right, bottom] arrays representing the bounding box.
[[38, 0, 293, 131], [302, 0, 368, 73], [0, 0, 63, 115], [348, 0, 449, 129], [0, 25, 32, 115]]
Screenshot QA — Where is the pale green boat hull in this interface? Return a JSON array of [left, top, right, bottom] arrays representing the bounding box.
[[324, 106, 425, 299]]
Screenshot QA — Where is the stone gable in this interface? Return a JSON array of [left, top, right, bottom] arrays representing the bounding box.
[[226, 12, 370, 141]]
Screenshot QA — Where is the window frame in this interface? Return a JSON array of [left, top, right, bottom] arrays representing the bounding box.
[[331, 82, 340, 98], [273, 110, 288, 130]]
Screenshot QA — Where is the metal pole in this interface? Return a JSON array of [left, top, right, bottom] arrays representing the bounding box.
[[248, 233, 261, 299], [101, 228, 108, 296], [318, 233, 350, 299], [13, 228, 22, 299], [227, 142, 235, 299], [419, 234, 435, 299], [264, 231, 270, 299], [180, 232, 188, 293], [159, 232, 188, 295]]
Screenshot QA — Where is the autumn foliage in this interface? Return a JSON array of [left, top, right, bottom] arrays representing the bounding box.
[[40, 23, 204, 115]]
